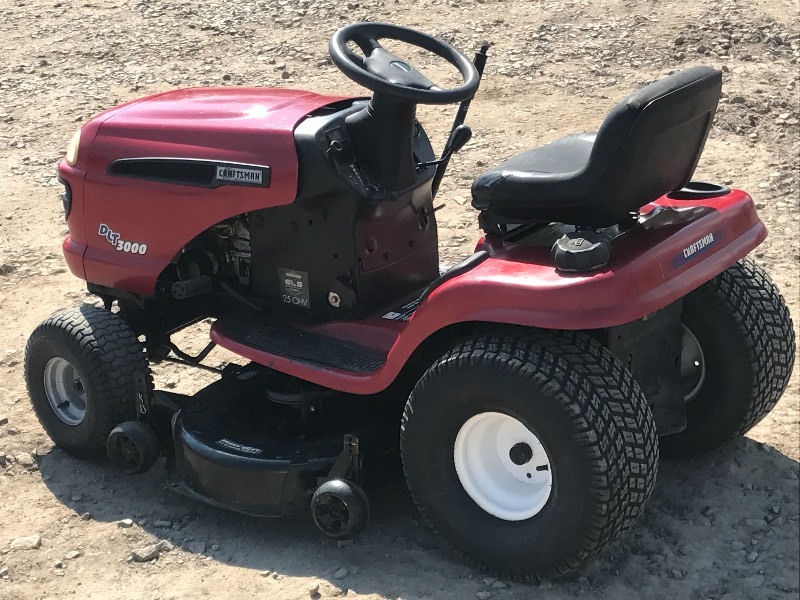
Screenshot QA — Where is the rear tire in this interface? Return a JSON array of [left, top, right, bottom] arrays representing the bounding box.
[[400, 331, 658, 580], [24, 305, 148, 459], [661, 258, 795, 457]]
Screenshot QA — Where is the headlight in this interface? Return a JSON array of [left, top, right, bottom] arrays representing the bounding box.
[[65, 129, 81, 165]]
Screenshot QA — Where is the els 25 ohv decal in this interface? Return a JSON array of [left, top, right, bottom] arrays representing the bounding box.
[[98, 224, 147, 255]]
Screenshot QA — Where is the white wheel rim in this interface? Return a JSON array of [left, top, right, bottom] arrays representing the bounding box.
[[43, 357, 87, 426], [453, 412, 553, 521]]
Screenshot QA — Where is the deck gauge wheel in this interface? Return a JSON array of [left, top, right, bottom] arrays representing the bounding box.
[[311, 479, 370, 539], [106, 421, 160, 474]]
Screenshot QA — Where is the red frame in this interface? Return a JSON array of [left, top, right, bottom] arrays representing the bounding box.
[[211, 189, 764, 394]]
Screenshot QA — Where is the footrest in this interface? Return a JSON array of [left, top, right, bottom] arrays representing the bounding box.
[[214, 312, 387, 374]]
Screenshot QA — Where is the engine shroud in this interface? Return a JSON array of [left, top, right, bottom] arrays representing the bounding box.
[[247, 101, 439, 320]]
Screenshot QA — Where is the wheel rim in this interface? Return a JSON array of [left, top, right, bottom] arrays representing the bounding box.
[[680, 325, 706, 402], [313, 494, 351, 535], [109, 434, 144, 472], [453, 412, 553, 521], [43, 357, 87, 426]]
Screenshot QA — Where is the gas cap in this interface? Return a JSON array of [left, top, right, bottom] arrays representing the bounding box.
[[551, 231, 611, 273]]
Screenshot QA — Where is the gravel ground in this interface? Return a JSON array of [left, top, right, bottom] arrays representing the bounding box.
[[0, 0, 798, 598]]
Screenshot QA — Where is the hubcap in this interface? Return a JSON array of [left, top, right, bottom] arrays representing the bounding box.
[[43, 357, 87, 426], [453, 412, 553, 521], [680, 325, 706, 402]]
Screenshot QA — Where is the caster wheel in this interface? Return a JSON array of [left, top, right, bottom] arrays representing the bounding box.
[[106, 421, 160, 474], [311, 479, 369, 539]]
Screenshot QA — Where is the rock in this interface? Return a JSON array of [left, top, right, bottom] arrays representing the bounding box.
[[337, 538, 355, 548], [333, 567, 348, 580], [539, 580, 553, 591], [492, 581, 508, 589], [476, 592, 493, 600], [117, 519, 134, 528], [350, 566, 360, 575], [745, 518, 767, 531], [131, 544, 161, 562], [743, 574, 765, 588], [10, 534, 41, 550], [0, 565, 7, 578], [79, 513, 91, 521], [0, 416, 7, 426], [130, 540, 173, 563], [154, 520, 172, 528], [482, 577, 496, 586], [729, 95, 746, 104], [70, 495, 82, 502], [14, 453, 34, 468], [65, 550, 81, 560], [54, 560, 63, 568], [260, 570, 271, 577], [309, 584, 321, 598], [731, 541, 746, 551], [746, 551, 759, 563], [187, 541, 205, 554], [0, 453, 6, 466]]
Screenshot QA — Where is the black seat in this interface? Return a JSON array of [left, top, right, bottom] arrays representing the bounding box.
[[471, 66, 723, 228]]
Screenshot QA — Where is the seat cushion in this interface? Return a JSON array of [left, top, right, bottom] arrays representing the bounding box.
[[470, 66, 722, 228], [471, 133, 596, 210]]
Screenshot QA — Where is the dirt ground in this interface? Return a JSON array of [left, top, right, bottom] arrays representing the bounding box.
[[0, 0, 798, 598]]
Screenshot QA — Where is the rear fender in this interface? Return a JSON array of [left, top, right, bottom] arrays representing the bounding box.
[[378, 189, 765, 384]]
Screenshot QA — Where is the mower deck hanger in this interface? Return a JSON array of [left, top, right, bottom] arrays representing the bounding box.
[[24, 21, 794, 579]]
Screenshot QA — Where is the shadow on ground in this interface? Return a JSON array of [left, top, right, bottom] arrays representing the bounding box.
[[37, 437, 799, 600]]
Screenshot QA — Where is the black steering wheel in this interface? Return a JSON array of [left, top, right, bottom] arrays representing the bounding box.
[[329, 22, 480, 105]]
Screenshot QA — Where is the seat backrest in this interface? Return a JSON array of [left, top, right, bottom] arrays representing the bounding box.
[[584, 66, 722, 224]]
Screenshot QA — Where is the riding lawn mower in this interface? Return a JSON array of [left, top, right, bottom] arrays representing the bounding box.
[[25, 22, 795, 579]]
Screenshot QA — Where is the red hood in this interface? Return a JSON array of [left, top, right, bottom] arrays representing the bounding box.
[[101, 87, 340, 131], [63, 87, 350, 296], [82, 88, 347, 202]]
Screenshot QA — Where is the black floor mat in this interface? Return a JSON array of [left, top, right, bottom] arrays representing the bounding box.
[[214, 311, 387, 374]]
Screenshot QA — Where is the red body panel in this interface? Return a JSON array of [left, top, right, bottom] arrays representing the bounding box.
[[211, 189, 765, 394], [58, 88, 346, 295]]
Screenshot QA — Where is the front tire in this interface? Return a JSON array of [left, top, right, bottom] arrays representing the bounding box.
[[400, 331, 658, 580], [24, 305, 148, 459], [661, 258, 795, 457]]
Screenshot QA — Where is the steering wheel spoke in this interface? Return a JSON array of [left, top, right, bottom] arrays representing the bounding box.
[[351, 33, 383, 55]]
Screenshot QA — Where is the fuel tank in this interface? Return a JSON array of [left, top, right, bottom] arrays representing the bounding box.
[[60, 88, 349, 296]]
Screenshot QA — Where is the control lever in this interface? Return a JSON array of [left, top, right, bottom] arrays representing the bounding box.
[[429, 41, 490, 197], [416, 124, 472, 170]]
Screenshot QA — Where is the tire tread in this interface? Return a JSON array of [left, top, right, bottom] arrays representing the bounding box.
[[401, 330, 659, 580]]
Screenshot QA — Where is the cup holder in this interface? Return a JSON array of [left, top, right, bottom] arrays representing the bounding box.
[[667, 180, 731, 200]]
